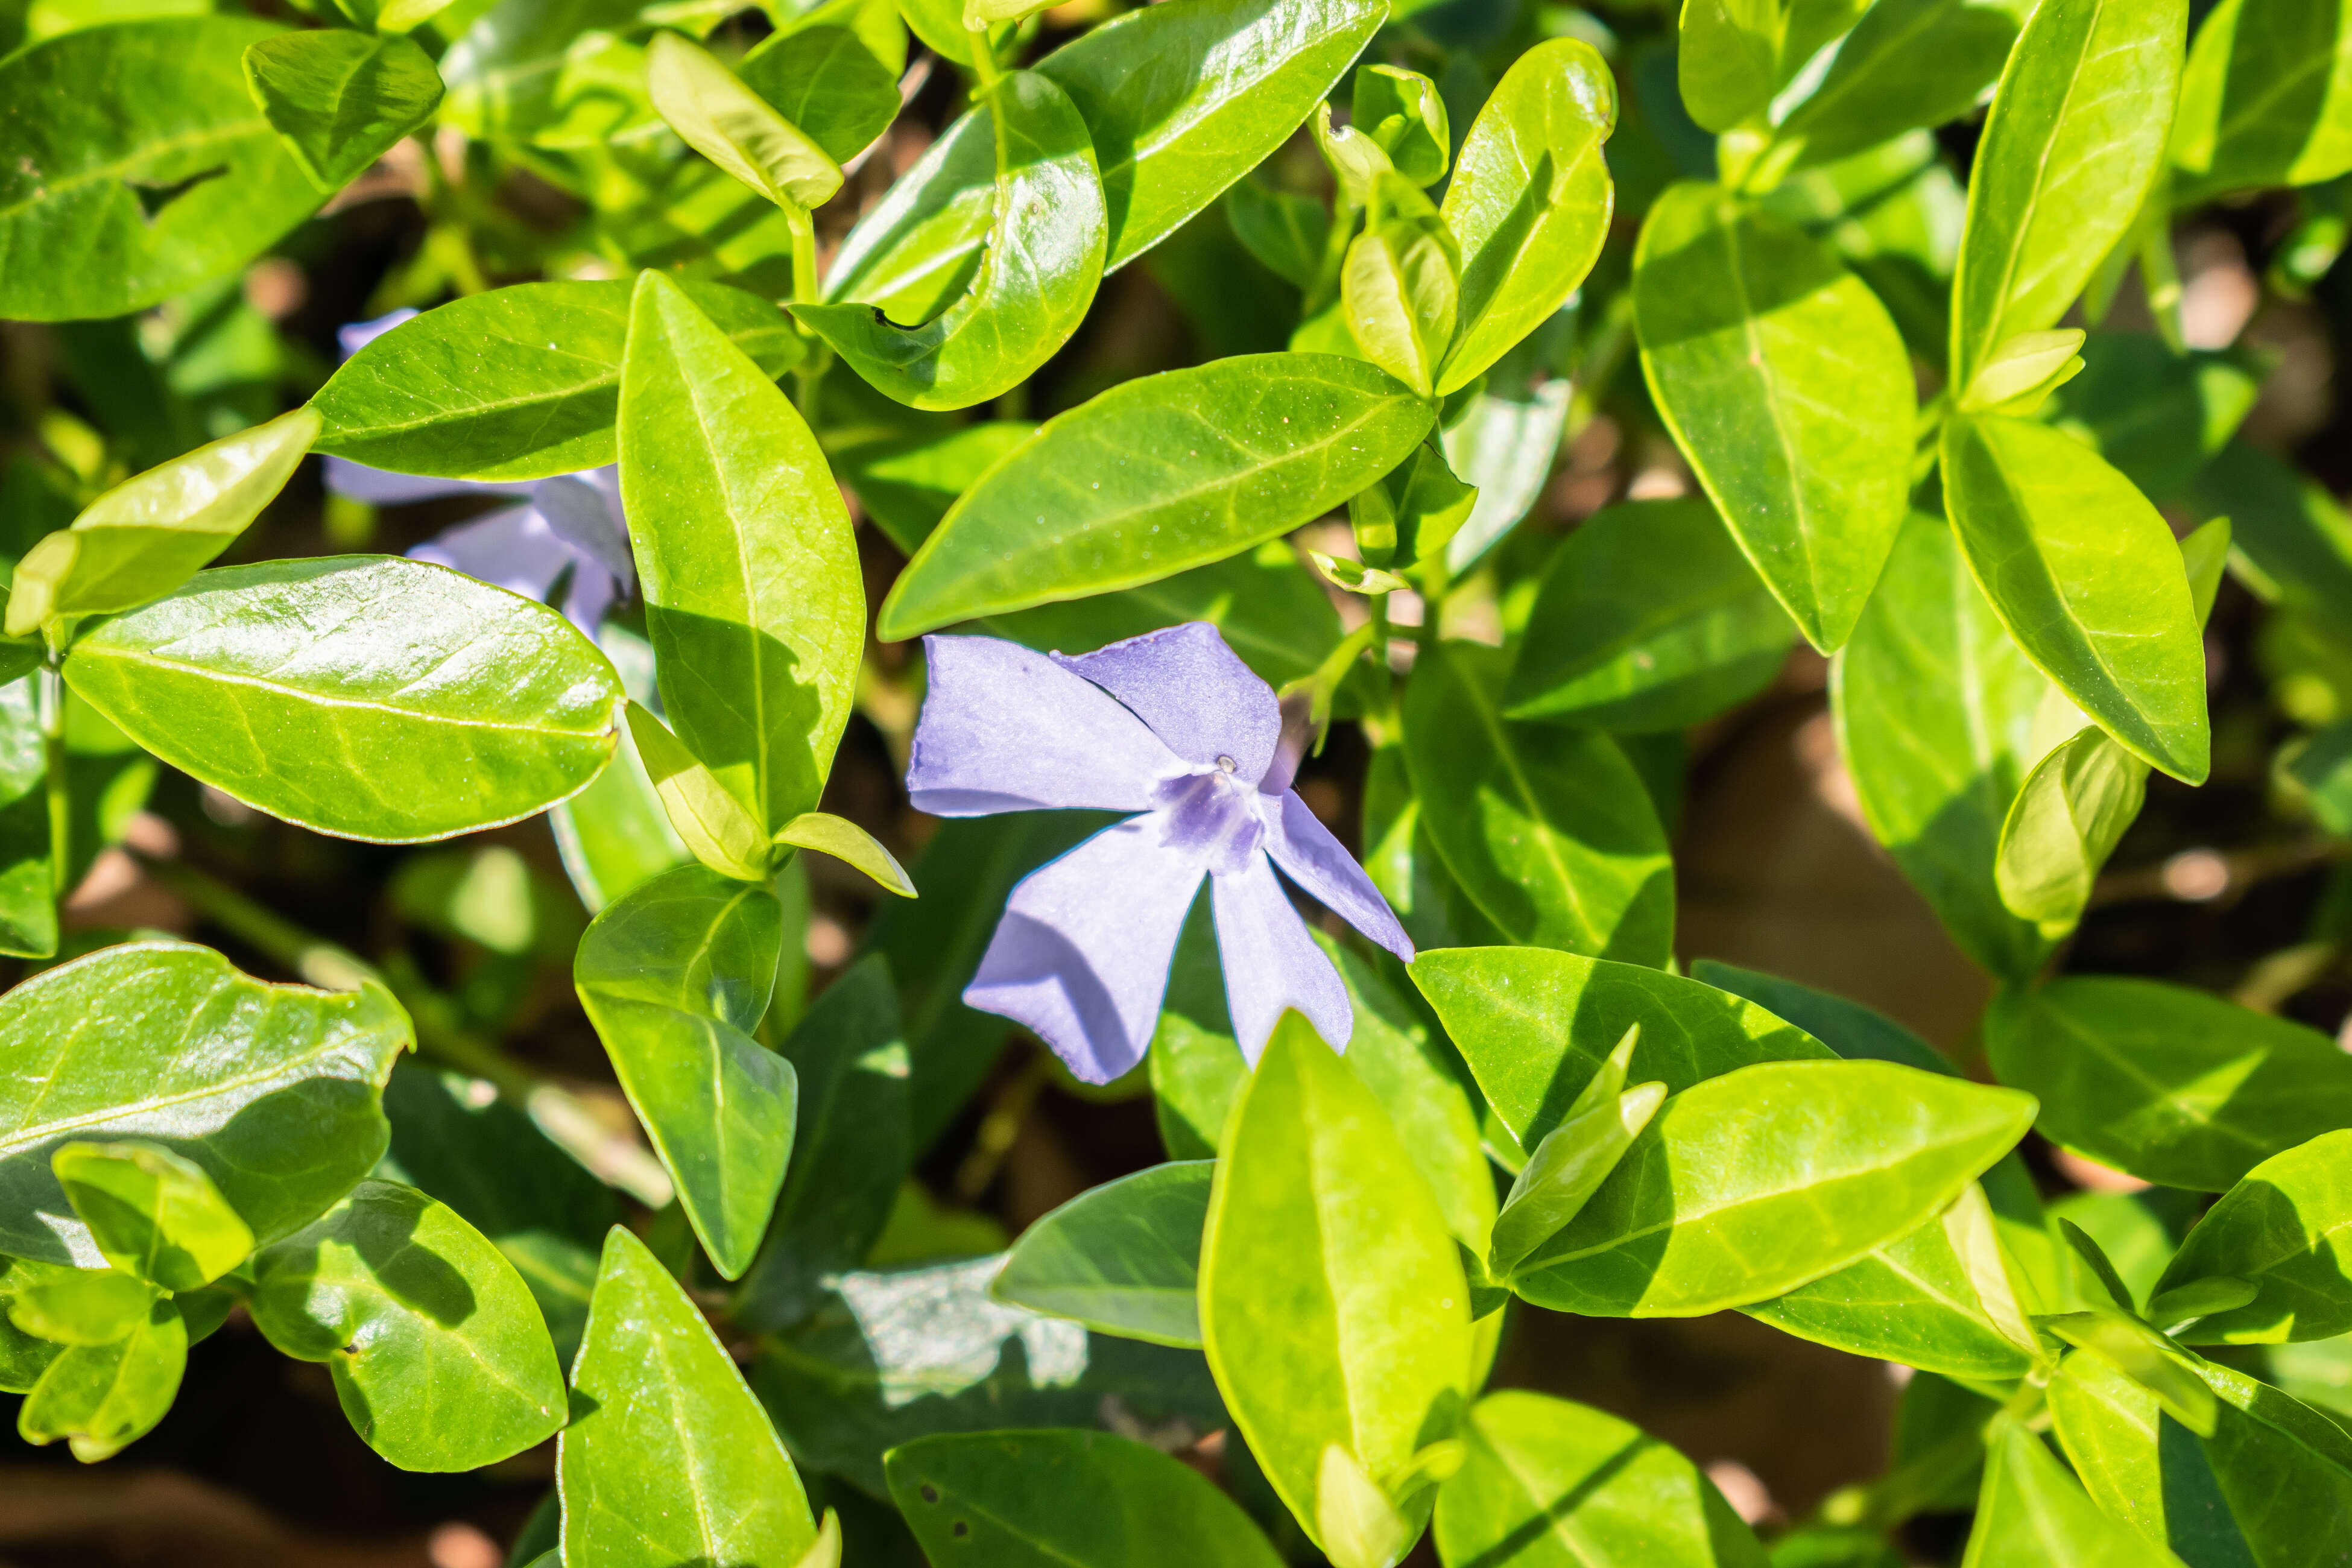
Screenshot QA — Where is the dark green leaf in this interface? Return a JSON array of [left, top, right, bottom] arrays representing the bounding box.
[[2173, 0, 2352, 197], [2153, 1129, 2352, 1343], [838, 422, 1037, 555], [242, 30, 444, 191], [996, 1161, 1210, 1348], [2043, 332, 2262, 503], [739, 23, 902, 167], [1688, 959, 1956, 1075]]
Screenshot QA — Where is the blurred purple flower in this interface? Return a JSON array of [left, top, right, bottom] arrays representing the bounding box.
[[908, 624, 1413, 1083], [322, 309, 634, 635]]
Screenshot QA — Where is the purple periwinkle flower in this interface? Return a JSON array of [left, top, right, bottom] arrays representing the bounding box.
[[323, 310, 634, 636], [908, 624, 1414, 1084]]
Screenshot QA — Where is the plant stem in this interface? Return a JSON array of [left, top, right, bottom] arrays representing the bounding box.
[[40, 665, 66, 906]]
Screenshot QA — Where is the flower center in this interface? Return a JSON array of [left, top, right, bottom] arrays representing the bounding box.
[[1154, 766, 1265, 873]]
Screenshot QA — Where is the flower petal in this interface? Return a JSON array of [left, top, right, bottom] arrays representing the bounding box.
[[323, 457, 520, 506], [908, 636, 1190, 816], [533, 467, 636, 588], [1211, 853, 1351, 1063], [1262, 790, 1414, 961], [965, 818, 1207, 1084], [1054, 622, 1280, 785], [337, 308, 419, 359], [409, 505, 578, 603]]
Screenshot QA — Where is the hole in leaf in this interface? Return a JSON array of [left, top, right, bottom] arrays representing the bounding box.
[[918, 1484, 940, 1503], [128, 165, 228, 222], [951, 1520, 969, 1538]]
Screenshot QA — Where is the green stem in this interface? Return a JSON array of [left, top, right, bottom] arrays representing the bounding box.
[[40, 665, 65, 905], [966, 23, 1004, 92]]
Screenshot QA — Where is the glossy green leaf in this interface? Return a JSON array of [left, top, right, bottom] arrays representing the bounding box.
[[0, 675, 52, 961], [1435, 1389, 1769, 1568], [2187, 1357, 2352, 1563], [622, 270, 864, 834], [776, 811, 915, 898], [5, 406, 317, 637], [1987, 977, 2352, 1190], [1941, 413, 2208, 782], [1492, 1076, 1667, 1277], [1506, 497, 1795, 731], [1341, 179, 1459, 399], [797, 72, 1105, 412], [575, 864, 794, 1279], [0, 17, 323, 322], [890, 1429, 1283, 1567], [822, 107, 997, 324], [1355, 65, 1449, 186], [1965, 1412, 2168, 1568], [1512, 1060, 2037, 1317], [649, 31, 842, 217], [241, 30, 443, 192], [5, 1264, 160, 1347], [627, 701, 771, 882], [563, 1225, 821, 1567], [1949, 0, 2187, 387], [1994, 726, 2149, 934], [63, 555, 622, 842], [16, 1297, 186, 1462], [1678, 0, 1783, 133], [2151, 1129, 2352, 1344], [311, 279, 805, 482], [1413, 946, 1832, 1148], [249, 1180, 565, 1472], [733, 955, 912, 1333], [1438, 39, 1617, 394], [1774, 0, 2033, 169], [51, 1140, 253, 1292], [1403, 641, 1675, 964], [879, 355, 1432, 636], [1440, 362, 1572, 573], [1634, 182, 1914, 652], [378, 1061, 619, 1367], [1831, 513, 2056, 979], [0, 942, 410, 1265], [995, 1160, 1210, 1348], [2174, 0, 2352, 196], [739, 22, 902, 166], [1201, 1016, 1473, 1549]]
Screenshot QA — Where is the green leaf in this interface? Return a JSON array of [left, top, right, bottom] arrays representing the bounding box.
[[648, 31, 842, 219], [889, 1429, 1283, 1566], [1353, 65, 1449, 187], [821, 107, 996, 325], [378, 1061, 619, 1368], [2187, 1358, 2352, 1562], [1412, 946, 1832, 1148], [16, 1297, 186, 1462], [0, 674, 57, 961], [241, 30, 443, 192], [1201, 1015, 1474, 1550], [5, 1264, 160, 1347], [310, 278, 805, 482], [879, 355, 1432, 636], [51, 1140, 253, 1292], [2151, 1128, 2352, 1344], [1438, 39, 1617, 394], [981, 540, 1344, 694], [549, 682, 692, 914], [1831, 513, 2056, 979], [2043, 331, 2262, 503], [1987, 977, 2352, 1191], [797, 72, 1105, 412], [1634, 182, 1915, 652], [0, 18, 324, 322], [1435, 1389, 1769, 1567], [563, 1225, 821, 1567], [1949, 0, 2187, 388], [5, 406, 317, 637], [738, 23, 902, 167], [1941, 413, 2208, 782], [63, 555, 622, 842], [1491, 1078, 1667, 1277], [733, 955, 912, 1333], [1039, 0, 1385, 270], [838, 422, 1038, 555], [1687, 959, 1958, 1076], [1511, 1060, 2036, 1317], [1966, 1412, 2169, 1568], [1341, 179, 1459, 399], [622, 270, 864, 835], [1505, 496, 1795, 731], [1678, 0, 1783, 133], [2174, 0, 2352, 196], [1994, 726, 2149, 935], [2193, 440, 2352, 640], [1402, 641, 1675, 964], [437, 0, 645, 144], [1440, 354, 1572, 573], [0, 941, 411, 1265], [995, 1160, 1211, 1348], [248, 1180, 566, 1472], [575, 864, 795, 1279], [1772, 0, 2033, 170], [775, 811, 915, 898], [627, 701, 772, 882]]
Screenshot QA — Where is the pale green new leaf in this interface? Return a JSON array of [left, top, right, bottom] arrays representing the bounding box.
[[0, 942, 411, 1265], [1200, 1016, 1473, 1551], [16, 1297, 186, 1462], [775, 811, 915, 898], [1965, 1412, 2172, 1568], [561, 1226, 821, 1567], [249, 1180, 566, 1472], [648, 31, 842, 213], [5, 407, 317, 637], [621, 270, 864, 834], [1634, 182, 1914, 652], [1993, 727, 2149, 934], [626, 702, 770, 883], [63, 557, 623, 843], [5, 1265, 160, 1347], [52, 1140, 254, 1292], [879, 355, 1431, 636]]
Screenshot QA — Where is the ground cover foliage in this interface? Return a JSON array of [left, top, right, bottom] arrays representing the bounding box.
[[4, 0, 2352, 1562]]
